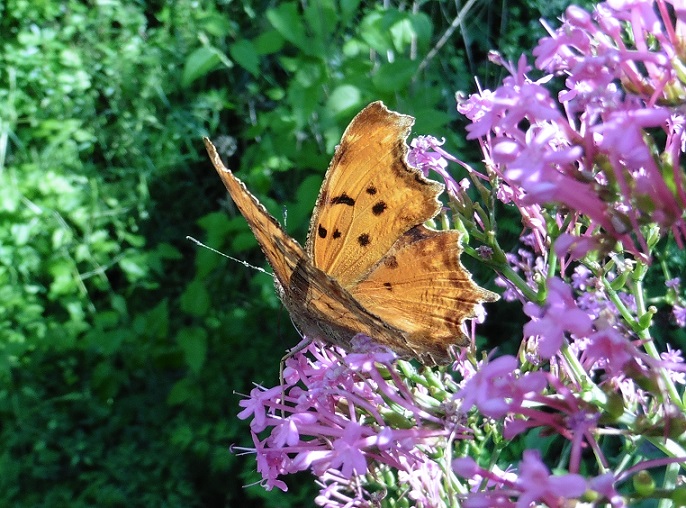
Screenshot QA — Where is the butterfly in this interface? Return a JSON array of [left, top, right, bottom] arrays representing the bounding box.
[[204, 101, 498, 365]]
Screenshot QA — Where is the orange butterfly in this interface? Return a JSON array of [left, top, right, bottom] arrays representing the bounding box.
[[205, 101, 498, 365]]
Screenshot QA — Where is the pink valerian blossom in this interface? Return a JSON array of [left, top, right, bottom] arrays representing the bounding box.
[[409, 135, 462, 196], [235, 341, 475, 496], [554, 232, 605, 261], [589, 473, 626, 508], [237, 384, 284, 432], [673, 304, 686, 327], [494, 247, 548, 303], [397, 456, 445, 506], [453, 451, 588, 508], [235, 2, 686, 505], [501, 373, 604, 460], [515, 450, 587, 507], [665, 277, 680, 289], [660, 344, 686, 384], [456, 355, 547, 418], [581, 327, 642, 377], [523, 277, 594, 359]]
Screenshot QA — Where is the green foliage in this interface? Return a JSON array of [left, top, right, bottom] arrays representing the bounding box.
[[0, 0, 572, 504]]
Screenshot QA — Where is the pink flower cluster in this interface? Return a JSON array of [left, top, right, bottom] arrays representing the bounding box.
[[236, 340, 466, 504], [456, 0, 686, 260]]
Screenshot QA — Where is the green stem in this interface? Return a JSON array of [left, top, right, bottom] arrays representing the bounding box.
[[602, 272, 684, 411], [647, 437, 686, 472], [601, 275, 639, 329], [463, 246, 540, 303]]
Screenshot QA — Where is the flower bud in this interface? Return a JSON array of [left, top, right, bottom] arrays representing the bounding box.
[[632, 470, 655, 496]]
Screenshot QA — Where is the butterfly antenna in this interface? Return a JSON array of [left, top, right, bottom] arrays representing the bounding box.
[[185, 236, 272, 276]]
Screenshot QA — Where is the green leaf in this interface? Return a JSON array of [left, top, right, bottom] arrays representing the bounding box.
[[294, 60, 324, 88], [200, 12, 234, 37], [229, 39, 260, 77], [91, 361, 123, 400], [412, 107, 453, 134], [139, 300, 169, 339], [197, 211, 233, 247], [118, 251, 150, 282], [389, 13, 431, 52], [87, 328, 128, 356], [253, 29, 285, 55], [303, 0, 336, 45], [181, 46, 232, 88], [286, 174, 321, 229], [326, 85, 363, 118], [231, 230, 259, 252], [167, 377, 194, 405], [266, 3, 309, 54], [359, 10, 397, 53], [372, 58, 418, 93], [339, 0, 362, 24], [176, 327, 207, 374], [48, 258, 77, 297], [155, 242, 182, 261], [180, 279, 210, 317], [409, 12, 433, 50]]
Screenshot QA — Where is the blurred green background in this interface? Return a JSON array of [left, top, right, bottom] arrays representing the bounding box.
[[0, 0, 584, 506]]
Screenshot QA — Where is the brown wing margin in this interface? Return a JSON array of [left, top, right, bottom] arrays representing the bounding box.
[[204, 138, 307, 289]]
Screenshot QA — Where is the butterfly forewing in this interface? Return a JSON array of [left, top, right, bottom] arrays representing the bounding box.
[[306, 102, 444, 288], [204, 138, 305, 291]]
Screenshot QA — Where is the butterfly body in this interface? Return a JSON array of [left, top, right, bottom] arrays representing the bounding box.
[[205, 101, 498, 365]]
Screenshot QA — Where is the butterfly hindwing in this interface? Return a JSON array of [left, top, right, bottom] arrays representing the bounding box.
[[349, 225, 499, 355]]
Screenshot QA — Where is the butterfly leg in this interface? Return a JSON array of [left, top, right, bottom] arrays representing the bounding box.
[[278, 336, 312, 415]]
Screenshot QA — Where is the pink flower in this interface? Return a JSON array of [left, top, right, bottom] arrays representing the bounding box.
[[459, 0, 686, 257], [515, 450, 587, 507], [456, 355, 518, 418], [589, 472, 625, 508], [673, 304, 686, 327], [456, 356, 546, 418], [582, 327, 639, 377], [555, 233, 603, 261], [328, 422, 368, 478], [660, 344, 686, 384], [409, 135, 461, 195], [270, 412, 318, 447], [237, 385, 283, 431], [523, 278, 594, 358], [252, 434, 289, 492]]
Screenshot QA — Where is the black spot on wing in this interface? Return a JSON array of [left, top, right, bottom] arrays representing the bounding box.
[[372, 201, 387, 216], [384, 256, 398, 269], [331, 193, 355, 206], [383, 282, 392, 291], [333, 229, 341, 239], [406, 225, 430, 242], [366, 185, 377, 195], [318, 224, 327, 238], [357, 233, 370, 247]]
